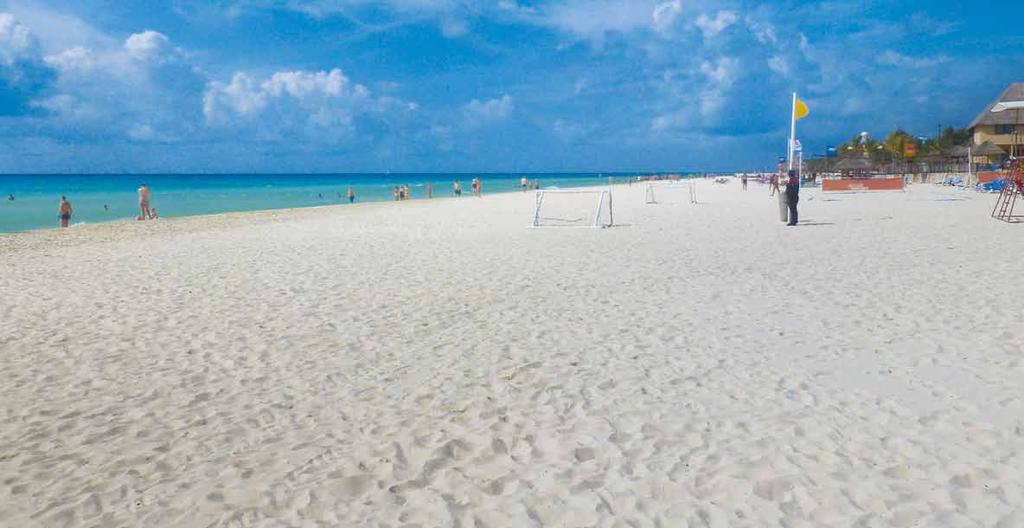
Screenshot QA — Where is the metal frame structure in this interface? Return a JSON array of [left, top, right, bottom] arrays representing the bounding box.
[[530, 189, 613, 228], [644, 181, 696, 205]]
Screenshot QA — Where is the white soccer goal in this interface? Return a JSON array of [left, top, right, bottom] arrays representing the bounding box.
[[530, 188, 614, 228], [644, 181, 696, 205]]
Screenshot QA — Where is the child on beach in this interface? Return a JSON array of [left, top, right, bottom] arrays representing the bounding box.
[[58, 196, 72, 228]]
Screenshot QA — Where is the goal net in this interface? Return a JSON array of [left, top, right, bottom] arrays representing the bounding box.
[[530, 189, 614, 228], [644, 181, 696, 205]]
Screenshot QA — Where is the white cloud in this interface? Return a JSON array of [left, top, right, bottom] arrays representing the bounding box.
[[0, 12, 35, 61], [539, 0, 674, 43], [440, 16, 468, 37], [126, 123, 156, 141], [203, 68, 411, 136], [652, 1, 682, 33], [43, 46, 94, 71], [878, 50, 947, 69], [651, 110, 687, 132], [695, 10, 737, 39], [463, 94, 514, 121], [699, 57, 736, 85], [746, 17, 778, 46], [124, 30, 170, 61], [768, 55, 788, 76]]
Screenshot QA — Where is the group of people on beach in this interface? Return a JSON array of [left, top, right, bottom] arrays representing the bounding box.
[[519, 177, 542, 191], [53, 183, 156, 228], [392, 185, 412, 201]]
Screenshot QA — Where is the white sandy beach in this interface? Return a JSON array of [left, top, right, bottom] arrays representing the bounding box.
[[2, 180, 1023, 527]]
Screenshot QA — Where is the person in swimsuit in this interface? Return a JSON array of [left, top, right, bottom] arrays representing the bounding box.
[[138, 183, 151, 220], [347, 186, 355, 203], [521, 176, 528, 191], [58, 196, 72, 228], [393, 186, 400, 201], [427, 182, 433, 199], [454, 181, 462, 197]]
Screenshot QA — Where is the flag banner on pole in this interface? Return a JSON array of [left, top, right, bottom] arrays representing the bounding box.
[[794, 97, 809, 120], [792, 139, 802, 152]]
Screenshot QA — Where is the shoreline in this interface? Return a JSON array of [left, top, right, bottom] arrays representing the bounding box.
[[0, 177, 638, 236], [0, 181, 640, 252]]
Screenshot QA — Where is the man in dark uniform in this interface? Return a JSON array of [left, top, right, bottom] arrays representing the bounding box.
[[785, 170, 800, 226]]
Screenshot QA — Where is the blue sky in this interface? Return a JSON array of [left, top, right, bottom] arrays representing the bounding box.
[[1, 0, 1022, 173]]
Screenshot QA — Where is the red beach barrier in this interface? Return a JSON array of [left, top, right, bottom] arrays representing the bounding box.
[[822, 177, 905, 192]]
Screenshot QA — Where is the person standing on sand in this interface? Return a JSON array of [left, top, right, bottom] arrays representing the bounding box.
[[58, 196, 72, 228], [427, 182, 433, 199], [741, 173, 748, 190], [454, 181, 462, 197], [393, 186, 400, 201], [785, 170, 800, 226], [138, 183, 151, 220], [347, 186, 355, 203], [521, 176, 528, 191]]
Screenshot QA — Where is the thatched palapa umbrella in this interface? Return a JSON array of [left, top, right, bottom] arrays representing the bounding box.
[[834, 156, 876, 176]]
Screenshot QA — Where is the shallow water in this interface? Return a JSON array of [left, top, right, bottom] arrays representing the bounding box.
[[0, 173, 651, 233]]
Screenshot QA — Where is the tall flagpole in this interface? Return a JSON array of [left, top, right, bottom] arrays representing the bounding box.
[[788, 92, 797, 172]]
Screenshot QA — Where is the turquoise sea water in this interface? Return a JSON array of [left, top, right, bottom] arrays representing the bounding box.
[[0, 172, 655, 233], [0, 173, 646, 233]]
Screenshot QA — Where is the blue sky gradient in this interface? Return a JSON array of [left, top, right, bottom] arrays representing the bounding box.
[[1, 0, 1022, 172]]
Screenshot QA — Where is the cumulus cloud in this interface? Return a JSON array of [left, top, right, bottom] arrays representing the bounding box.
[[203, 68, 371, 125], [538, 0, 686, 44], [695, 10, 737, 39], [123, 30, 170, 61], [463, 94, 514, 121], [0, 12, 56, 115], [0, 12, 34, 58], [203, 68, 415, 141]]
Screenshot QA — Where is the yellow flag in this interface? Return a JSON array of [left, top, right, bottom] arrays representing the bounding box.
[[794, 97, 809, 120]]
